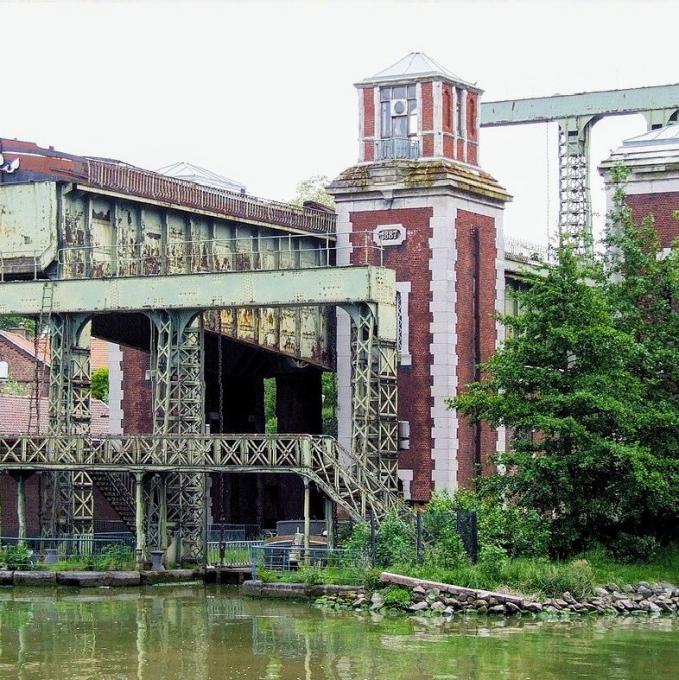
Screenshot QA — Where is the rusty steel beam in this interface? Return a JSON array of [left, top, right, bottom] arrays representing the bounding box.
[[0, 265, 397, 341]]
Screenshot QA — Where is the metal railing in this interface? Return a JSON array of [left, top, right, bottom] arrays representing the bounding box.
[[207, 540, 264, 567], [207, 523, 261, 542], [0, 535, 135, 567], [87, 159, 336, 234], [0, 232, 387, 281], [0, 433, 402, 520], [251, 545, 370, 583], [504, 236, 550, 262], [374, 138, 420, 161], [54, 232, 384, 281]]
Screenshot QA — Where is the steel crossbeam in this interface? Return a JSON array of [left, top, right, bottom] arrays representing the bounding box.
[[0, 434, 402, 520], [0, 266, 396, 332], [481, 85, 679, 254]]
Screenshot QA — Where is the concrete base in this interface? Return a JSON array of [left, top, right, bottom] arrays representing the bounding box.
[[242, 579, 364, 599], [14, 571, 57, 586]]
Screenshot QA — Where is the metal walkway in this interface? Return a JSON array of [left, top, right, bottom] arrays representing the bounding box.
[[0, 434, 400, 520]]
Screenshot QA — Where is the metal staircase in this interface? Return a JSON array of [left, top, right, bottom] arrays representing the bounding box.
[[90, 471, 136, 532]]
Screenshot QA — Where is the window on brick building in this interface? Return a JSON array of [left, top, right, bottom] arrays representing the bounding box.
[[380, 85, 418, 138]]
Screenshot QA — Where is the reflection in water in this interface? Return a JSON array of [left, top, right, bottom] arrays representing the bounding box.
[[0, 586, 676, 679]]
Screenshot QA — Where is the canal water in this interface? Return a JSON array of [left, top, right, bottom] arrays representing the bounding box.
[[0, 586, 677, 679]]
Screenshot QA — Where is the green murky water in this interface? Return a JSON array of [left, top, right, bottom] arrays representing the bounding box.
[[0, 586, 677, 679]]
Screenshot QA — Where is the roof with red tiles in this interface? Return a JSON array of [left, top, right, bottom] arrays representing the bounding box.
[[0, 330, 50, 365], [0, 395, 110, 436]]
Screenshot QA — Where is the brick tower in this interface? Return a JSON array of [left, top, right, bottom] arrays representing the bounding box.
[[600, 125, 679, 249], [328, 53, 511, 501]]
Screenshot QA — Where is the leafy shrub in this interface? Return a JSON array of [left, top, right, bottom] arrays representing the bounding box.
[[382, 585, 411, 608], [477, 544, 509, 582], [298, 566, 324, 585], [0, 544, 31, 570], [362, 568, 383, 591], [375, 511, 416, 567], [343, 522, 370, 555], [422, 493, 470, 568], [607, 533, 660, 564], [93, 545, 134, 571], [454, 489, 550, 558]]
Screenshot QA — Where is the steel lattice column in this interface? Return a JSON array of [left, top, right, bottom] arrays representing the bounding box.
[[558, 116, 596, 254], [149, 310, 206, 563], [41, 313, 94, 538], [348, 303, 399, 498]]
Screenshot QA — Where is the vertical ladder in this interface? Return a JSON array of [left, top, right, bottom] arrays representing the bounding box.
[[28, 281, 54, 434]]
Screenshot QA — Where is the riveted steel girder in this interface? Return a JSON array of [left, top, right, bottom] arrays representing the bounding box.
[[480, 84, 679, 127], [0, 265, 392, 324]]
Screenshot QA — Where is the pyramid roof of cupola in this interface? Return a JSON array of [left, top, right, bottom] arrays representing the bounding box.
[[360, 52, 478, 91]]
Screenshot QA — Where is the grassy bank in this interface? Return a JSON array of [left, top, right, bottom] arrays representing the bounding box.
[[258, 545, 679, 599]]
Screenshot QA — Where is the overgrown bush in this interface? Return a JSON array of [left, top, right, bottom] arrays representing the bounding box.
[[453, 489, 550, 558], [607, 533, 660, 564], [477, 544, 509, 582], [374, 511, 416, 567], [0, 544, 31, 570], [382, 585, 411, 608], [422, 493, 469, 568]]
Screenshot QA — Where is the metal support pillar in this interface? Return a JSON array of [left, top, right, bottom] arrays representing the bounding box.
[[135, 472, 145, 571], [41, 313, 93, 538], [557, 116, 596, 254], [346, 303, 399, 498], [324, 497, 335, 550], [15, 473, 27, 543], [159, 475, 168, 551], [149, 310, 207, 563], [303, 478, 310, 566]]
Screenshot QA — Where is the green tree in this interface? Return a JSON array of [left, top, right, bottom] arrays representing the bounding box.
[[90, 367, 109, 403], [0, 315, 35, 335], [452, 239, 676, 554], [602, 166, 679, 539], [264, 377, 277, 433], [290, 175, 335, 209]]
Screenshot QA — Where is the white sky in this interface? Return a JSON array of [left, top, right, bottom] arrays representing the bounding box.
[[2, 0, 678, 245]]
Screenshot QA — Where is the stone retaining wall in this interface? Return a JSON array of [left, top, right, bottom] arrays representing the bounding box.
[[0, 569, 199, 587], [241, 580, 364, 599]]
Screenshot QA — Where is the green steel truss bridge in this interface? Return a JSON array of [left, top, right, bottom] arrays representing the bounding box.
[[0, 140, 401, 563]]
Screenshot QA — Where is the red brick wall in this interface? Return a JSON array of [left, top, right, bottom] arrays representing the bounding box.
[[0, 473, 41, 535], [421, 81, 434, 159], [121, 346, 153, 433], [455, 209, 497, 487], [456, 139, 465, 162], [349, 208, 434, 501], [0, 338, 48, 396], [362, 87, 375, 137], [626, 192, 679, 248], [361, 87, 375, 162]]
